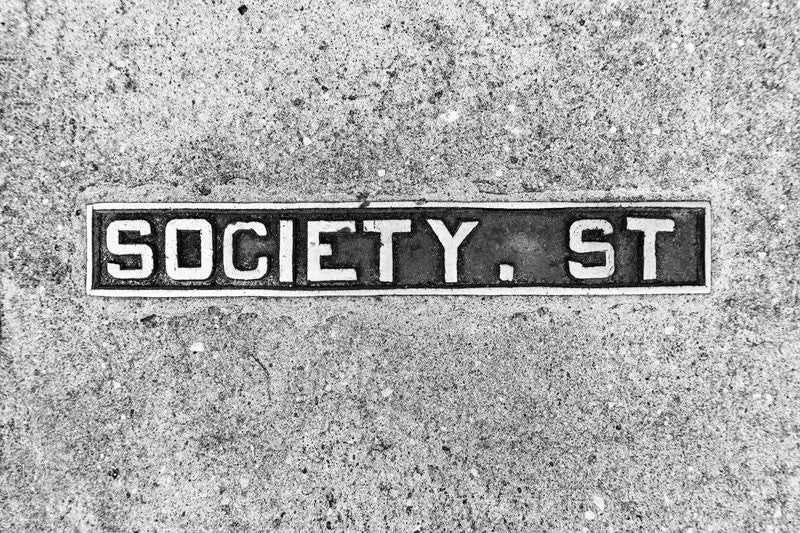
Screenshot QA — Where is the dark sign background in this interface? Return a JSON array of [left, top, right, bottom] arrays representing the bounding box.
[[90, 205, 707, 291]]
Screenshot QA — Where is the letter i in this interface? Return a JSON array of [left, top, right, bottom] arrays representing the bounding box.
[[279, 220, 294, 283]]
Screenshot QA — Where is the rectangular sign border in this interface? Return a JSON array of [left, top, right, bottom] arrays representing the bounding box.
[[86, 201, 711, 297]]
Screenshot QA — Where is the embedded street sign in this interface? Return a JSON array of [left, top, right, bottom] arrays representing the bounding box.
[[86, 202, 710, 296]]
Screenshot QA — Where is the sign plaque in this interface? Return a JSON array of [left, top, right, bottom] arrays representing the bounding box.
[[86, 202, 710, 296]]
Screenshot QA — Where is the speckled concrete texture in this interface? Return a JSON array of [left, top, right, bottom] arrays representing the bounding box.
[[1, 0, 799, 531]]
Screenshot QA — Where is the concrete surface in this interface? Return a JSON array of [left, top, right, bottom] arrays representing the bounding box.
[[1, 0, 799, 531]]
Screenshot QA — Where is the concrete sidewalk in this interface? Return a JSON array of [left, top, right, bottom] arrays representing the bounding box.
[[1, 1, 798, 531]]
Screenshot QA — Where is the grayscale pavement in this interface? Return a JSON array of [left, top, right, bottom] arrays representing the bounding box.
[[1, 1, 798, 531]]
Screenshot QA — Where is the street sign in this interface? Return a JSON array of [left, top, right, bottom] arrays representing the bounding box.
[[86, 202, 710, 296]]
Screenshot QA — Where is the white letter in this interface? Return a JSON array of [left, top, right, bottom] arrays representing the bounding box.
[[106, 220, 153, 279], [626, 217, 675, 280], [568, 219, 615, 279], [165, 219, 213, 280], [307, 221, 357, 282], [223, 222, 268, 280], [279, 220, 294, 283], [363, 219, 411, 282], [427, 220, 478, 283]]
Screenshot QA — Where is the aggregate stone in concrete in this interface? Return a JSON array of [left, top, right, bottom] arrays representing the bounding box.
[[1, 0, 799, 531]]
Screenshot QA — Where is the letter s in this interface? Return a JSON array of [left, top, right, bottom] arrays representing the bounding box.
[[106, 220, 154, 279], [568, 219, 615, 279]]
